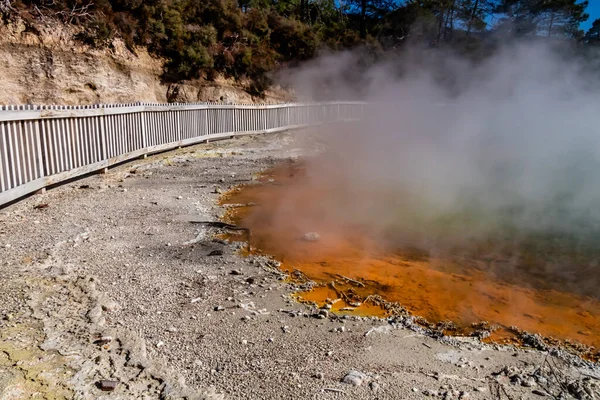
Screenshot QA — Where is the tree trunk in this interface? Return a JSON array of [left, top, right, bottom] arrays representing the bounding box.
[[360, 0, 367, 39], [448, 0, 456, 41], [547, 11, 554, 37], [466, 0, 480, 37]]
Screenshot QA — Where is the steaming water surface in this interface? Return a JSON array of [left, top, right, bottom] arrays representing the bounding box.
[[223, 162, 600, 359]]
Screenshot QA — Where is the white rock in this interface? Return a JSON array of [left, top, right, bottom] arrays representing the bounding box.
[[341, 370, 367, 386], [302, 232, 320, 242]]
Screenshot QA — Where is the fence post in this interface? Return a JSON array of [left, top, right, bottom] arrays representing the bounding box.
[[176, 107, 182, 143], [34, 118, 44, 180], [99, 111, 108, 173], [140, 108, 147, 154], [232, 106, 237, 134], [204, 108, 209, 137], [0, 123, 6, 192]]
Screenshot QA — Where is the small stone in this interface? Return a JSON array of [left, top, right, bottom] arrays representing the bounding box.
[[93, 336, 113, 345], [370, 382, 380, 392], [208, 249, 224, 256], [318, 309, 329, 318], [267, 337, 274, 343], [245, 277, 255, 284], [230, 269, 242, 275], [241, 339, 248, 345], [281, 326, 290, 333], [214, 306, 225, 311], [412, 388, 419, 392], [522, 377, 536, 388], [532, 389, 549, 397], [177, 196, 183, 199], [322, 304, 332, 310], [121, 188, 127, 192], [313, 372, 324, 379], [302, 232, 320, 242], [341, 370, 366, 386], [474, 387, 487, 392], [97, 380, 118, 391], [167, 326, 177, 333], [156, 341, 165, 348], [326, 351, 333, 356]]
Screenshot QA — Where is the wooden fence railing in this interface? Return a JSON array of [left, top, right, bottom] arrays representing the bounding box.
[[0, 102, 364, 207]]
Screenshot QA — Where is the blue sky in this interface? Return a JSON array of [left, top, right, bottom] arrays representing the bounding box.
[[582, 1, 600, 31]]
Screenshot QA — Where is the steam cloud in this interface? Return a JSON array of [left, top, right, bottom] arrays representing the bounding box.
[[276, 42, 600, 297]]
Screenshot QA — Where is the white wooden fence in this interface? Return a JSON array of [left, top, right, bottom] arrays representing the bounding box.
[[0, 102, 364, 207]]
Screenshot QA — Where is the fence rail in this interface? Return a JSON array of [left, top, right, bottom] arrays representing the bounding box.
[[0, 102, 364, 207]]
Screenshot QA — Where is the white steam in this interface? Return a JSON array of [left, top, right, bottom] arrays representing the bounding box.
[[276, 42, 600, 296]]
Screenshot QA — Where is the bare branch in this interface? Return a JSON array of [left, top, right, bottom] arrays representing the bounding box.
[[55, 2, 94, 24]]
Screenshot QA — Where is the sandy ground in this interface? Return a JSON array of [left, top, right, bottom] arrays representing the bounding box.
[[0, 131, 599, 400]]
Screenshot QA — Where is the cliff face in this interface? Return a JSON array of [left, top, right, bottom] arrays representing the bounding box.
[[0, 19, 292, 105]]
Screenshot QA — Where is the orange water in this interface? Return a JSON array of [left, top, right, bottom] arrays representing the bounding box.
[[222, 163, 600, 358]]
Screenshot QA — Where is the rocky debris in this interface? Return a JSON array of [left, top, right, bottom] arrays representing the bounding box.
[[341, 370, 367, 386], [208, 249, 224, 256], [521, 332, 549, 351]]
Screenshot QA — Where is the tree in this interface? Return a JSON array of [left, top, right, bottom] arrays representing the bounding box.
[[584, 18, 600, 45], [346, 0, 394, 39], [494, 0, 589, 38], [460, 0, 498, 37]]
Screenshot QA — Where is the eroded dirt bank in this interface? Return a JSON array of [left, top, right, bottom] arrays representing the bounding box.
[[0, 18, 292, 105], [0, 131, 599, 400]]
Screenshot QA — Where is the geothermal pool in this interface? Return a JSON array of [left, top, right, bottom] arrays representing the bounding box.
[[222, 162, 600, 359]]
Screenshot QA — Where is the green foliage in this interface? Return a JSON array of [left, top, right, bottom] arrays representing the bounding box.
[[6, 0, 598, 94], [585, 19, 600, 45]]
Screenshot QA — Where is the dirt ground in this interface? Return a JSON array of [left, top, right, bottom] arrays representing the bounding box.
[[0, 131, 598, 400]]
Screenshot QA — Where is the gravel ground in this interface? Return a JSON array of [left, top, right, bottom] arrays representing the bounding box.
[[0, 131, 599, 400]]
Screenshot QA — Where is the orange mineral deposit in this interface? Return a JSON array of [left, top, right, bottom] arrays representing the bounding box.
[[222, 162, 600, 358]]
